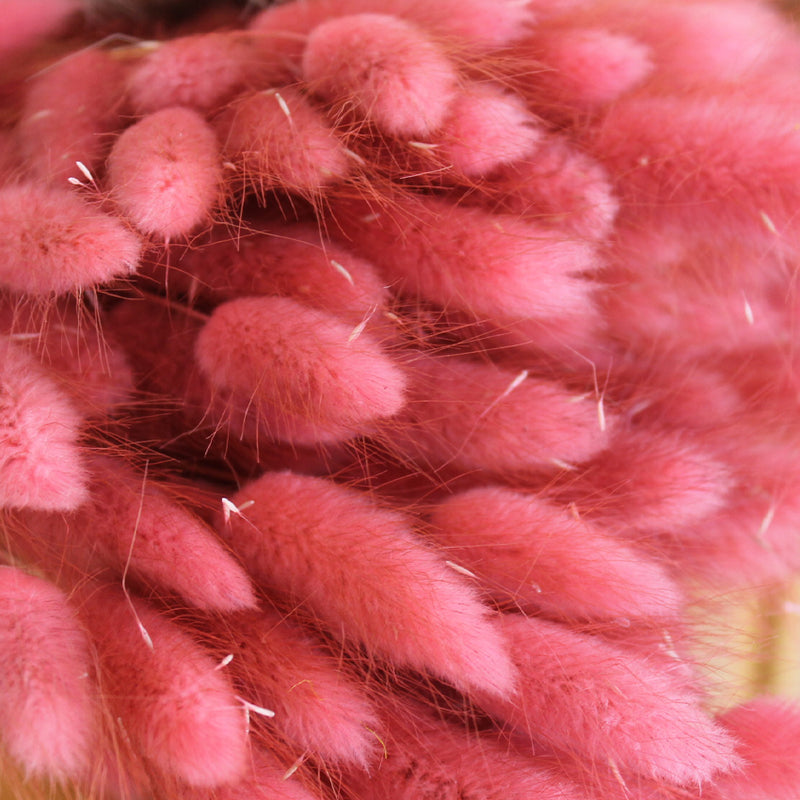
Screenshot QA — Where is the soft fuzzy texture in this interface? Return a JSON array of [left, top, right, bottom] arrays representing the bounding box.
[[0, 567, 95, 780], [0, 183, 141, 295], [2, 1, 800, 799], [221, 471, 519, 699], [0, 338, 88, 511], [108, 106, 223, 239]]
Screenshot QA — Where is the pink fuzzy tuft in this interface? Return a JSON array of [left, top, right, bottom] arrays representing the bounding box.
[[220, 471, 518, 699], [0, 566, 95, 780], [20, 455, 257, 612], [667, 479, 800, 587], [3, 3, 800, 799], [76, 584, 248, 787], [0, 182, 141, 295], [479, 135, 620, 242], [179, 747, 325, 800], [0, 131, 17, 184], [127, 32, 289, 116], [383, 354, 612, 474], [601, 264, 785, 361], [0, 0, 79, 61], [250, 0, 534, 66], [521, 27, 652, 109], [710, 697, 800, 800], [348, 696, 590, 800], [202, 607, 381, 768], [0, 301, 134, 416], [302, 14, 458, 138], [214, 87, 348, 199], [108, 107, 222, 240], [612, 0, 800, 89], [438, 84, 544, 178], [0, 337, 88, 511], [478, 614, 740, 786], [567, 427, 733, 534], [429, 486, 683, 621], [195, 295, 406, 442], [18, 49, 127, 183], [591, 93, 800, 251], [333, 195, 600, 327], [173, 224, 389, 325]]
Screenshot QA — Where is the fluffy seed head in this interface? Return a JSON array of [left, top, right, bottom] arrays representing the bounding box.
[[479, 614, 740, 785], [18, 49, 127, 183], [439, 85, 544, 177], [222, 471, 518, 698], [430, 486, 683, 621], [303, 13, 458, 138], [0, 337, 88, 511], [0, 183, 141, 295], [215, 87, 348, 199], [108, 107, 223, 239], [0, 567, 95, 780], [127, 32, 288, 115], [203, 608, 381, 768], [77, 585, 248, 787], [195, 295, 407, 441]]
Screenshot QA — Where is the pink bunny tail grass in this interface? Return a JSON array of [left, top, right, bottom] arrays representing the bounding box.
[[0, 566, 96, 780], [591, 92, 800, 252], [250, 0, 534, 54], [0, 0, 80, 62], [220, 471, 518, 699], [428, 486, 683, 621], [382, 354, 611, 475], [564, 427, 733, 534], [0, 337, 88, 511], [17, 455, 257, 612], [332, 195, 600, 328], [708, 697, 800, 800], [478, 614, 740, 787], [0, 183, 141, 295], [347, 695, 592, 800], [173, 747, 325, 800], [214, 87, 349, 200], [437, 84, 544, 179], [198, 607, 381, 768], [17, 48, 127, 184], [108, 107, 223, 240], [195, 295, 407, 442], [126, 32, 288, 116], [0, 300, 135, 416], [302, 13, 458, 138], [482, 135, 620, 242], [605, 0, 800, 88], [74, 584, 248, 788], [170, 222, 389, 324], [519, 26, 653, 111], [4, 1, 800, 798]]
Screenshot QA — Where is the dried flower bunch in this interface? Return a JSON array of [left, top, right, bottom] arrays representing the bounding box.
[[2, 0, 800, 798]]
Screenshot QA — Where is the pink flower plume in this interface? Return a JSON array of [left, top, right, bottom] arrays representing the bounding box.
[[201, 607, 381, 768], [429, 486, 683, 621], [75, 584, 248, 787], [0, 183, 141, 295], [195, 295, 407, 441], [0, 337, 88, 511], [214, 87, 348, 199], [220, 471, 518, 699], [479, 614, 740, 786], [302, 13, 458, 138], [0, 566, 96, 780], [108, 107, 223, 240]]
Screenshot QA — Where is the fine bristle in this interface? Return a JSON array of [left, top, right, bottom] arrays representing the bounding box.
[[2, 1, 800, 798]]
